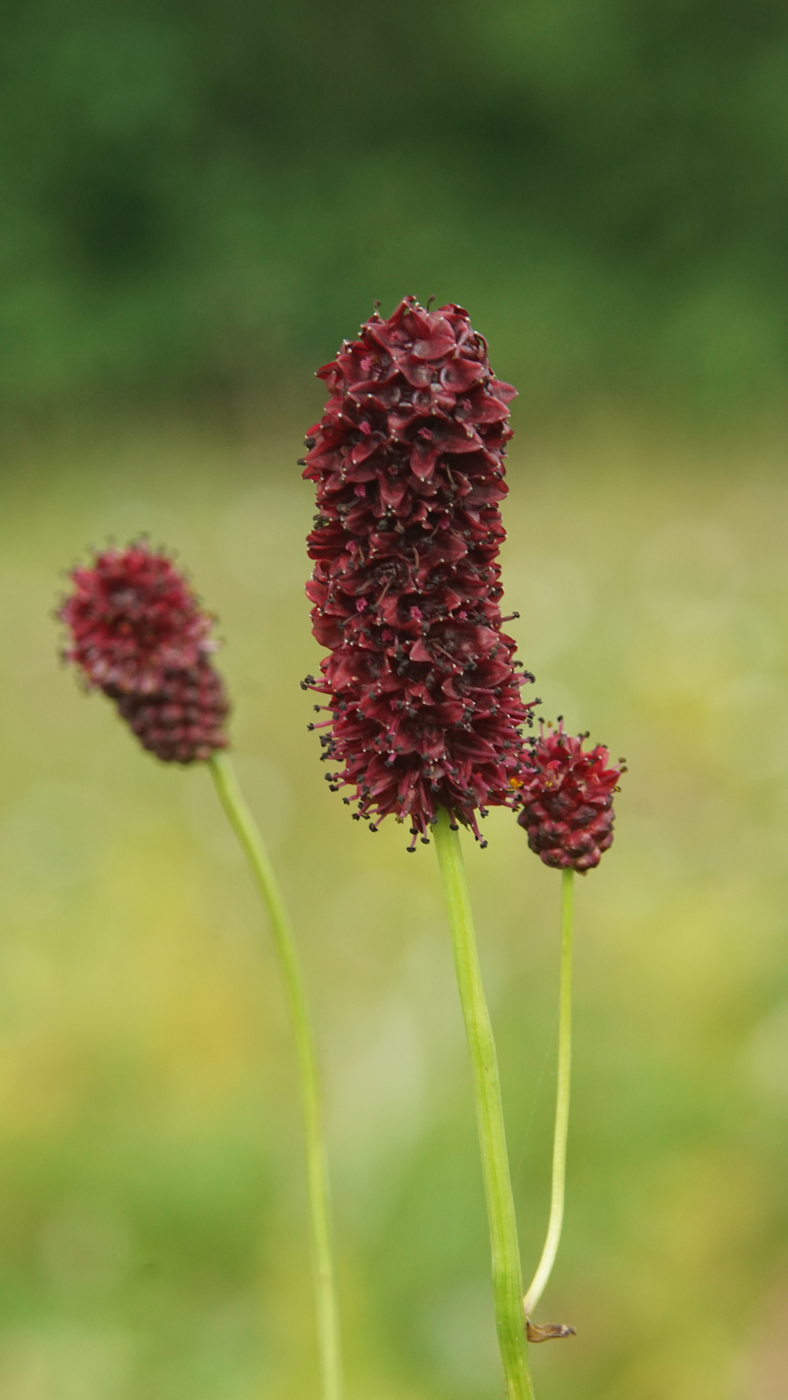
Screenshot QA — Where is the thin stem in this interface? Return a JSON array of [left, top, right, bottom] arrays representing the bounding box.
[[209, 752, 343, 1400], [432, 808, 534, 1400], [523, 868, 574, 1318]]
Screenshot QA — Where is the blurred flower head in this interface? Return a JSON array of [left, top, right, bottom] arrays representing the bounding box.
[[515, 719, 625, 872], [59, 542, 229, 764], [302, 296, 536, 847], [59, 541, 215, 694]]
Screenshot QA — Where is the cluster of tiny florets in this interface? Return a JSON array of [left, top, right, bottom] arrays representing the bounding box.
[[59, 542, 229, 763], [302, 296, 537, 848], [515, 719, 625, 872]]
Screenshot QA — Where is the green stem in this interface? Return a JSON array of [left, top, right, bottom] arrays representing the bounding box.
[[209, 752, 343, 1400], [432, 808, 534, 1400], [523, 868, 574, 1319]]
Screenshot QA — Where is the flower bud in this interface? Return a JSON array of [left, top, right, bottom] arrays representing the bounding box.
[[516, 720, 624, 872]]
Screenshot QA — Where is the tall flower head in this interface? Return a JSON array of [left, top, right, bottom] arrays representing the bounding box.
[[516, 720, 625, 872], [58, 542, 229, 763], [302, 296, 536, 848]]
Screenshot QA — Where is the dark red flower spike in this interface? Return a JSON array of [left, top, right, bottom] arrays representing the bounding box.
[[60, 542, 214, 693], [59, 542, 229, 764], [515, 719, 625, 872], [302, 296, 537, 847]]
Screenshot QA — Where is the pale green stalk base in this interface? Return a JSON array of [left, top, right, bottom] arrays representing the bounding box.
[[523, 868, 574, 1319], [209, 752, 343, 1400], [433, 809, 534, 1400]]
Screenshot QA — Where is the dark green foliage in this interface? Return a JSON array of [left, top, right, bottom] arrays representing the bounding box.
[[4, 0, 788, 411]]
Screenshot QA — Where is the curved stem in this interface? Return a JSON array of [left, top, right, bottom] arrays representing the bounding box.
[[209, 752, 343, 1400], [432, 808, 534, 1399], [523, 868, 574, 1318]]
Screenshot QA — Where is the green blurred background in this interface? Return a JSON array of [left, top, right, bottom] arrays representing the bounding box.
[[2, 3, 788, 1398]]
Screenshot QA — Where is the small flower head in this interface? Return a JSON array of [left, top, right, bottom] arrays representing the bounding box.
[[59, 541, 214, 694], [59, 543, 229, 764], [516, 719, 625, 872], [103, 662, 229, 763], [302, 296, 537, 847]]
